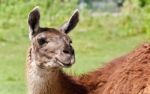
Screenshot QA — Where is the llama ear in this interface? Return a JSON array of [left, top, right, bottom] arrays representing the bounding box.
[[60, 9, 79, 34], [28, 6, 40, 40]]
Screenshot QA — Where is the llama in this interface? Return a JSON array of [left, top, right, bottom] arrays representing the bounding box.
[[26, 7, 150, 94], [26, 7, 88, 94]]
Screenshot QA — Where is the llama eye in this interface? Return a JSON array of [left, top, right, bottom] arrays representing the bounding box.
[[38, 38, 48, 45], [70, 40, 72, 44]]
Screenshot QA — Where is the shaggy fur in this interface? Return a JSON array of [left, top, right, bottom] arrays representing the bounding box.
[[78, 43, 150, 94]]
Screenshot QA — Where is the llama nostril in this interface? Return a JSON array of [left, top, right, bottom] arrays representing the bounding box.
[[71, 49, 74, 55], [63, 50, 70, 54]]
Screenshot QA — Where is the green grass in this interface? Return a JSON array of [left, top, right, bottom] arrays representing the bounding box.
[[0, 0, 150, 94], [0, 40, 28, 94]]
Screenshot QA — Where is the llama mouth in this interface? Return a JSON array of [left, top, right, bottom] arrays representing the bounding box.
[[55, 58, 72, 67]]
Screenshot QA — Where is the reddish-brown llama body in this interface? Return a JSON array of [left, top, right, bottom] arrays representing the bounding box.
[[78, 43, 150, 94]]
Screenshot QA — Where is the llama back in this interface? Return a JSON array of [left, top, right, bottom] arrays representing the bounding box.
[[79, 43, 150, 94], [101, 43, 150, 94], [78, 54, 126, 94]]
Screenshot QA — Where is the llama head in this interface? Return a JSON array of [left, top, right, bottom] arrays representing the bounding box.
[[28, 7, 79, 69]]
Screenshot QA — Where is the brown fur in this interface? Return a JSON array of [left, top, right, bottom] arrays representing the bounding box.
[[78, 55, 126, 94], [78, 43, 150, 94]]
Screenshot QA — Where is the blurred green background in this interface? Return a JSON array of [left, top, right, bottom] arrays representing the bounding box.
[[0, 0, 150, 94]]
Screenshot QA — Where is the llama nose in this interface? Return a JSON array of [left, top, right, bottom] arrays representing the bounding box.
[[63, 50, 70, 54], [63, 46, 74, 55]]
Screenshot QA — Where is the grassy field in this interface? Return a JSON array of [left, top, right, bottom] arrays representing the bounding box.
[[0, 0, 150, 94]]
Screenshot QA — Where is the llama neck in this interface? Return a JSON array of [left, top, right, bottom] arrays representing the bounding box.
[[27, 64, 87, 94], [26, 48, 87, 94], [27, 65, 62, 94]]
